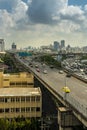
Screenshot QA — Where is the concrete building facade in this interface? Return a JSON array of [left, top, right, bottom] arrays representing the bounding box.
[[0, 71, 34, 88], [0, 87, 42, 119], [0, 70, 42, 119], [12, 43, 17, 50], [61, 40, 65, 49], [54, 41, 60, 51]]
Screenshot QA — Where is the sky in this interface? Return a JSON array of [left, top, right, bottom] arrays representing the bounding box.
[[0, 0, 87, 49]]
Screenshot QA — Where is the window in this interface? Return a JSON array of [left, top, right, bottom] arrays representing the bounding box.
[[21, 97, 25, 102], [16, 97, 20, 102], [0, 109, 4, 113], [16, 82, 21, 85], [26, 107, 30, 112], [31, 107, 35, 112], [4, 79, 9, 81], [10, 82, 15, 85], [11, 108, 15, 112], [11, 98, 15, 102], [5, 98, 7, 102], [26, 97, 30, 101], [31, 96, 35, 102], [22, 82, 27, 85], [0, 98, 4, 102], [36, 107, 40, 112], [5, 98, 10, 102], [16, 108, 20, 112], [36, 96, 40, 101], [5, 108, 9, 113], [21, 108, 25, 112], [27, 83, 33, 85]]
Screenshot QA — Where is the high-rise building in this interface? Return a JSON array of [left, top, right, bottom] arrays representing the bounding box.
[[0, 39, 5, 52], [61, 40, 65, 48], [54, 41, 60, 51], [12, 43, 17, 50]]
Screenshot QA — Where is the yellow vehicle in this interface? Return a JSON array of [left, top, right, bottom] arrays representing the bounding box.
[[62, 86, 70, 93]]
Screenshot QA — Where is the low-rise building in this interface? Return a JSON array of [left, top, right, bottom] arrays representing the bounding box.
[[0, 87, 42, 119], [0, 71, 34, 88], [0, 69, 42, 119]]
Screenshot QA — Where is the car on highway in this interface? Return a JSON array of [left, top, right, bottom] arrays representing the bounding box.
[[66, 73, 71, 77], [35, 64, 39, 68], [59, 70, 63, 74], [36, 68, 40, 72], [50, 65, 54, 69], [62, 86, 70, 93], [43, 70, 47, 74], [29, 63, 32, 66]]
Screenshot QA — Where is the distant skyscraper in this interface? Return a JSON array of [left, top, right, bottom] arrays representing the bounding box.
[[12, 43, 17, 50], [61, 40, 65, 48], [0, 39, 5, 52], [54, 41, 60, 51]]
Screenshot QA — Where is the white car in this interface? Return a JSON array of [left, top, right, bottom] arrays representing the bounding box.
[[59, 70, 63, 74], [35, 64, 39, 68], [43, 70, 47, 74]]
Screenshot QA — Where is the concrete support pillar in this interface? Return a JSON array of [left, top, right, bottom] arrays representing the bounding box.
[[58, 107, 82, 130]]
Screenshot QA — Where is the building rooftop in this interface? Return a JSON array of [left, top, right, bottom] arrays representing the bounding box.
[[0, 87, 41, 97], [3, 72, 34, 78]]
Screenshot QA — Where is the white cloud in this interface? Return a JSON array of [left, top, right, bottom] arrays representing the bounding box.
[[12, 0, 28, 22], [84, 4, 87, 11], [27, 0, 68, 24], [0, 10, 13, 27], [0, 0, 87, 48], [60, 5, 85, 22]]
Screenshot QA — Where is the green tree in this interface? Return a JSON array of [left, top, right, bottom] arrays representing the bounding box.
[[9, 119, 17, 130], [24, 119, 31, 130], [0, 119, 10, 130], [40, 55, 61, 68], [16, 121, 25, 130]]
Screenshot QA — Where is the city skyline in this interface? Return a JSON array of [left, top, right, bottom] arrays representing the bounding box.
[[0, 0, 87, 49]]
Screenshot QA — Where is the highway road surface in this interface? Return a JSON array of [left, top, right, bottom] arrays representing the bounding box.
[[17, 56, 87, 121]]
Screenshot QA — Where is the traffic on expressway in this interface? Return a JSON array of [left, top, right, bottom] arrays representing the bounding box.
[[16, 55, 87, 125]]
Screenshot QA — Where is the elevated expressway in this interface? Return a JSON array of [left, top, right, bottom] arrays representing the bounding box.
[[16, 56, 87, 127]]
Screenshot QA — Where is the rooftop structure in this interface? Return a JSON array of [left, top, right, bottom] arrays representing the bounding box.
[[0, 87, 41, 97]]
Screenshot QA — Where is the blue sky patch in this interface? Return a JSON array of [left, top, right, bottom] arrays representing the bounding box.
[[68, 0, 87, 6], [0, 1, 12, 12]]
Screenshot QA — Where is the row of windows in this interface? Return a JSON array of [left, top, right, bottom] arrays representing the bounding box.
[[0, 107, 40, 113], [10, 82, 33, 85], [4, 79, 9, 81], [0, 96, 40, 102]]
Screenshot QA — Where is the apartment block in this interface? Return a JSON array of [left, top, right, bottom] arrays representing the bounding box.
[[0, 87, 42, 119]]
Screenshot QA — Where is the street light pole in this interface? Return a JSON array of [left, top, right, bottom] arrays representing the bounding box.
[[62, 75, 70, 107]]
